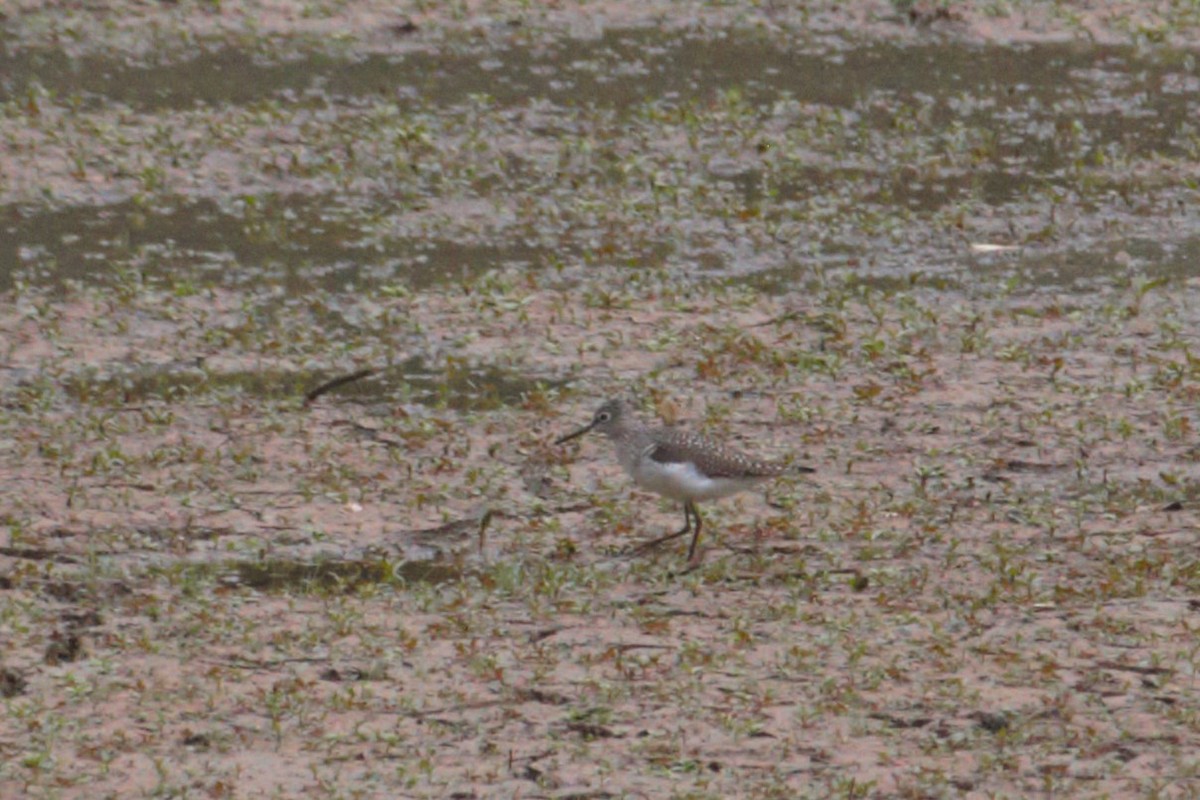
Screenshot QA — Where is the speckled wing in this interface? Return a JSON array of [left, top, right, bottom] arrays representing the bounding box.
[[646, 429, 790, 480]]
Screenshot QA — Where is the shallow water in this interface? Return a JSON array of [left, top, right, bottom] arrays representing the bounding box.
[[3, 30, 1196, 298]]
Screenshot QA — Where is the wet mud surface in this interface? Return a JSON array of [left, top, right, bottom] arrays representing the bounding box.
[[2, 2, 1200, 797]]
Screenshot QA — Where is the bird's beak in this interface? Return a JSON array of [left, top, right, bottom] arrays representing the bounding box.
[[555, 421, 594, 445]]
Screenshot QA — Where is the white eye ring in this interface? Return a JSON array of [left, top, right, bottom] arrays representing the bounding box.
[[597, 412, 611, 422]]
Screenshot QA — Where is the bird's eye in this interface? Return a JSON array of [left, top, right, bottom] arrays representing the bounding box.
[[596, 412, 611, 422]]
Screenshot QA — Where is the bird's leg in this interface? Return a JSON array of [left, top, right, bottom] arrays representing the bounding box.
[[676, 502, 693, 537], [630, 502, 693, 555], [685, 502, 704, 561]]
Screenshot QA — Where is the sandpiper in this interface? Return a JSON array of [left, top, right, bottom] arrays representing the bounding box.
[[555, 399, 814, 559]]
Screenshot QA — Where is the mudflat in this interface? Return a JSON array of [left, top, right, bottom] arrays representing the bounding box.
[[2, 2, 1199, 797]]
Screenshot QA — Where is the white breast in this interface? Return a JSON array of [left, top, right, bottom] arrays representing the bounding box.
[[630, 459, 763, 502]]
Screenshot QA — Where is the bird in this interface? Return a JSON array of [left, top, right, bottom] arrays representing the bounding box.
[[555, 399, 814, 560]]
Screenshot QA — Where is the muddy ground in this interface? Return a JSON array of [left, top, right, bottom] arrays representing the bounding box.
[[2, 2, 1200, 798]]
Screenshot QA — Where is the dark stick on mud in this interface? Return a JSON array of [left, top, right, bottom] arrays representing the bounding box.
[[303, 368, 377, 406]]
